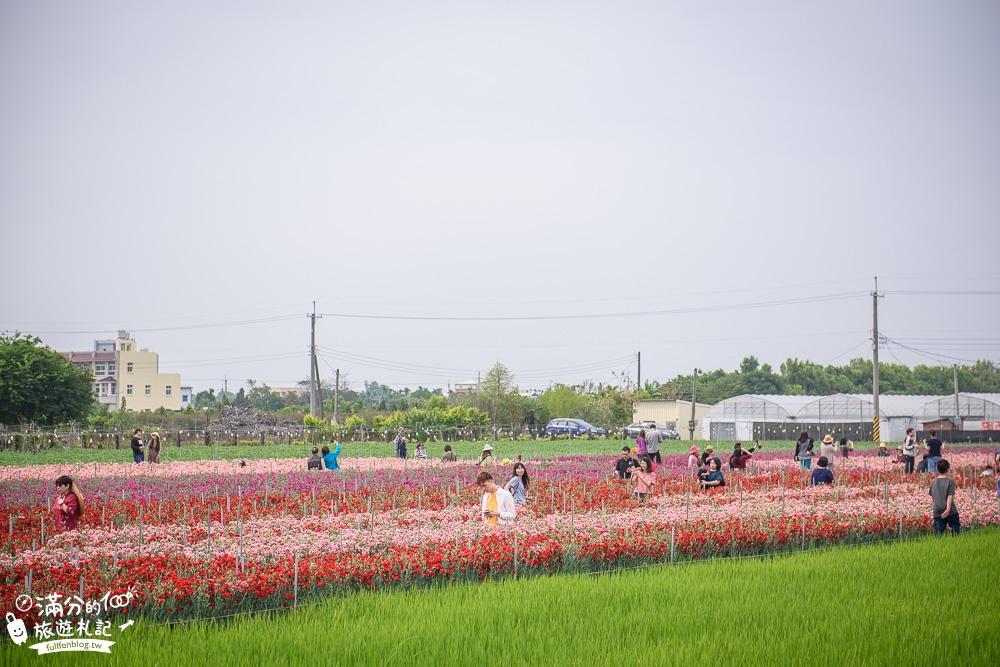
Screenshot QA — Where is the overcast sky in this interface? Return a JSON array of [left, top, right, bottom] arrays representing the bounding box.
[[2, 1, 998, 394]]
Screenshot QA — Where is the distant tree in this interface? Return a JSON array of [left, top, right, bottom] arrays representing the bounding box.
[[194, 389, 217, 410], [539, 385, 585, 418], [0, 333, 95, 427], [477, 362, 522, 425]]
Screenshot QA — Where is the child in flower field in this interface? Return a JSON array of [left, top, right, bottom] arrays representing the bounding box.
[[51, 475, 84, 531], [929, 458, 959, 535], [700, 457, 725, 489], [811, 457, 834, 486], [630, 456, 656, 500], [505, 462, 530, 505]]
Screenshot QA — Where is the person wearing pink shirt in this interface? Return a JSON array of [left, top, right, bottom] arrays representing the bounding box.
[[630, 456, 656, 500]]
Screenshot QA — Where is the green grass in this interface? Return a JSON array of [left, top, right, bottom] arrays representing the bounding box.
[[6, 530, 996, 666], [0, 439, 888, 467]]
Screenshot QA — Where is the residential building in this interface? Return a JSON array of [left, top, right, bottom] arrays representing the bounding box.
[[63, 330, 182, 412], [65, 350, 118, 411], [453, 381, 478, 395], [180, 386, 194, 410], [632, 399, 713, 437]]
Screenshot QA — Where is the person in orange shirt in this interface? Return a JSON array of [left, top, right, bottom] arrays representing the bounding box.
[[477, 471, 516, 526]]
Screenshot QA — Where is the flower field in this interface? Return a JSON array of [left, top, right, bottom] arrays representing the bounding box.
[[2, 448, 998, 625]]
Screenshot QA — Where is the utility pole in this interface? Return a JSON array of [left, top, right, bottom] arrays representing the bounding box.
[[309, 301, 324, 418], [953, 364, 960, 427], [689, 368, 702, 440], [637, 351, 641, 391], [872, 277, 880, 443], [333, 368, 340, 426]]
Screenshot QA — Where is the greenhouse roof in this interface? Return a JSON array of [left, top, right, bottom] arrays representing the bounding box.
[[704, 393, 1000, 422]]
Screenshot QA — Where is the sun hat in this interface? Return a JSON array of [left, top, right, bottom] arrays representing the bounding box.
[[483, 444, 493, 451], [878, 442, 887, 448], [822, 434, 834, 444], [689, 445, 699, 454], [705, 445, 714, 451]]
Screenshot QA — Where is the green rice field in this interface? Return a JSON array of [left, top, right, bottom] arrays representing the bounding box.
[[0, 438, 888, 466], [6, 529, 996, 666]]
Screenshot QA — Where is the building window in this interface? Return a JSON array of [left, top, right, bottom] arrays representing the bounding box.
[[93, 384, 99, 396], [95, 362, 105, 375], [165, 386, 172, 396], [127, 362, 133, 373], [127, 385, 133, 396], [108, 363, 116, 374], [144, 385, 151, 396], [110, 385, 116, 395]]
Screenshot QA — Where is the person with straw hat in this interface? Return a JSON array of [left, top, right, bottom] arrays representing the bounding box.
[[700, 444, 715, 467], [477, 443, 495, 467], [820, 435, 837, 468]]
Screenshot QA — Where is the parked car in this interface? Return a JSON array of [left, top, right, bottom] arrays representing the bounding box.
[[544, 418, 607, 438], [622, 421, 681, 440]]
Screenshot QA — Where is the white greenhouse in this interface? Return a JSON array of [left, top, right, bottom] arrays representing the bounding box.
[[701, 393, 1000, 443]]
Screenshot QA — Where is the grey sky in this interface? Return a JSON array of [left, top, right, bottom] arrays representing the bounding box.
[[2, 1, 998, 394]]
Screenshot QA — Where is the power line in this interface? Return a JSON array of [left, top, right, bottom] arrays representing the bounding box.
[[318, 292, 867, 322], [14, 314, 302, 335], [317, 279, 869, 308]]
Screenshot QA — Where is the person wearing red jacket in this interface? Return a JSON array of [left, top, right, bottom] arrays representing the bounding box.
[[51, 475, 84, 531]]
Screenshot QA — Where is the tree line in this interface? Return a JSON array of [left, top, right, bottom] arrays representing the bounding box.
[[3, 333, 997, 429], [648, 356, 1000, 404]]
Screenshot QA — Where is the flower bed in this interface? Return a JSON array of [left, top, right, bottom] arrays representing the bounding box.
[[2, 449, 997, 623]]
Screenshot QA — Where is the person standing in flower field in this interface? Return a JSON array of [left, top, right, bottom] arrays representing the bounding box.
[[307, 447, 323, 470], [477, 444, 495, 466], [839, 436, 854, 459], [615, 446, 639, 480], [902, 427, 918, 474], [700, 444, 715, 467], [636, 429, 647, 457], [929, 458, 960, 535], [477, 471, 516, 526], [394, 428, 407, 459], [795, 431, 814, 470], [925, 430, 944, 474], [819, 435, 837, 468], [504, 462, 530, 505], [441, 444, 457, 462], [130, 428, 144, 464], [414, 442, 428, 459], [630, 455, 656, 500], [644, 425, 662, 465], [51, 475, 84, 531], [322, 442, 341, 470], [146, 432, 162, 464]]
